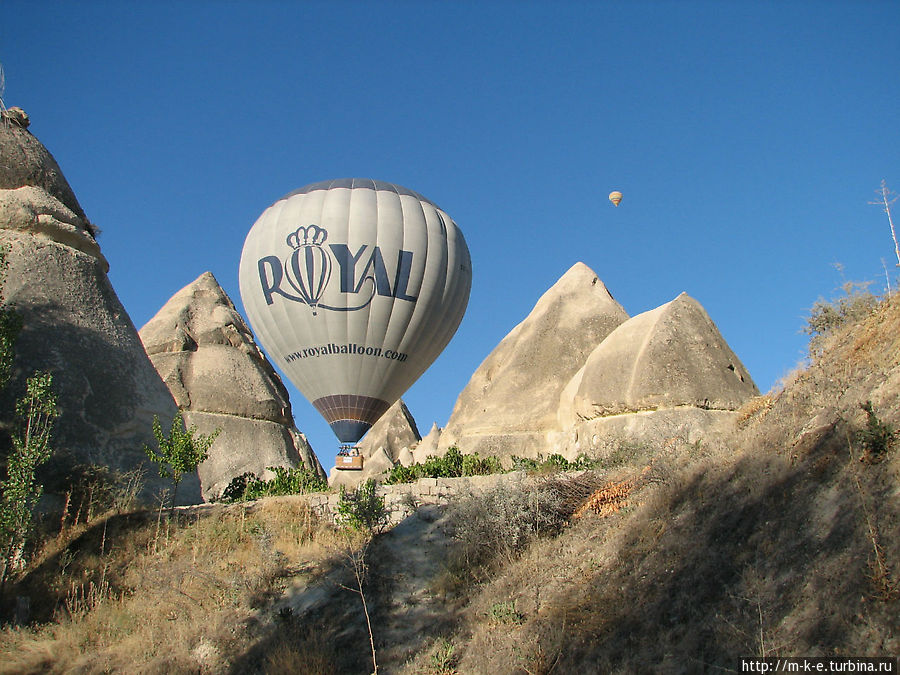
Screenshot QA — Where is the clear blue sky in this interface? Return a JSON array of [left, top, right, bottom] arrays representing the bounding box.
[[3, 1, 898, 469]]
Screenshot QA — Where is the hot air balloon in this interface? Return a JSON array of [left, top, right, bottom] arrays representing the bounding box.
[[239, 179, 472, 455], [608, 190, 623, 207]]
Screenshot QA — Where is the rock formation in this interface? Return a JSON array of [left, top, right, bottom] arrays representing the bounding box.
[[437, 262, 629, 457], [357, 399, 421, 463], [553, 292, 759, 457], [0, 110, 196, 503], [422, 265, 758, 466], [413, 422, 442, 464], [139, 272, 325, 500], [569, 292, 756, 418]]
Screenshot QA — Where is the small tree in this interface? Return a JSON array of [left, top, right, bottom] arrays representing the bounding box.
[[0, 372, 58, 590], [335, 479, 388, 674], [143, 411, 219, 508], [336, 479, 388, 534], [0, 245, 60, 591]]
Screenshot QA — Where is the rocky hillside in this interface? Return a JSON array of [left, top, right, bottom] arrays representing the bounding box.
[[276, 290, 899, 673], [264, 288, 899, 674], [422, 290, 899, 673]]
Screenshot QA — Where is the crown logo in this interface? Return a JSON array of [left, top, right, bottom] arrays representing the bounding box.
[[286, 225, 328, 249]]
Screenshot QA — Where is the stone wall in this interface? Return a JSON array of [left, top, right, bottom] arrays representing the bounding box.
[[305, 471, 528, 527]]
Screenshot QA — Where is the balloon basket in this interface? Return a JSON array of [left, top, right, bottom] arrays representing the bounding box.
[[335, 446, 364, 471]]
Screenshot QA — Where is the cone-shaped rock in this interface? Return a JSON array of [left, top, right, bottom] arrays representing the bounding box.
[[0, 112, 192, 503], [1, 109, 88, 222], [414, 422, 442, 463], [571, 292, 758, 419], [357, 398, 421, 463], [139, 272, 325, 500], [439, 262, 628, 458]]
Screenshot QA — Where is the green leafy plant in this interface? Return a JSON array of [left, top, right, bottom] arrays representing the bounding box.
[[0, 372, 58, 589], [489, 600, 525, 625], [511, 452, 602, 473], [143, 411, 219, 508], [217, 466, 327, 503], [384, 447, 503, 484], [429, 637, 458, 674], [336, 478, 388, 534], [857, 401, 896, 463], [218, 471, 257, 503]]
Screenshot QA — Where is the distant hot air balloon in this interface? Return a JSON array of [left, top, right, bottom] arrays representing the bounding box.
[[608, 190, 623, 207], [239, 179, 472, 449]]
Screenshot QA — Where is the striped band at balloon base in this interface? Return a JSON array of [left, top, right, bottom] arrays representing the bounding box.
[[312, 394, 392, 444]]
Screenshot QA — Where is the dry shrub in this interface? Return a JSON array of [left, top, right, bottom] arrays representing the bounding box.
[[736, 394, 775, 427], [573, 476, 636, 519], [262, 626, 337, 675], [443, 473, 606, 588]]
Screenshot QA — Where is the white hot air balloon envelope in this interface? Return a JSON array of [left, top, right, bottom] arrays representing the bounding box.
[[239, 179, 472, 446]]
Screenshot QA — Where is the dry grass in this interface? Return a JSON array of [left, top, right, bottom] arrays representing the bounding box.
[[0, 497, 334, 674]]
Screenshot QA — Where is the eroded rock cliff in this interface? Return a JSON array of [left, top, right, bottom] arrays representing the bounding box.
[[0, 111, 194, 503], [139, 272, 325, 500]]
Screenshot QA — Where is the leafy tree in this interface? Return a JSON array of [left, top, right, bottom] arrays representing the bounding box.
[[334, 478, 388, 674], [0, 372, 58, 589], [0, 244, 59, 590], [143, 411, 219, 508]]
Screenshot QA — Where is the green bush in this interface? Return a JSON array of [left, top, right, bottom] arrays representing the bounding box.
[[511, 452, 602, 473], [336, 479, 388, 533], [429, 637, 458, 674], [143, 411, 220, 507], [384, 446, 503, 484], [217, 472, 257, 503], [857, 401, 896, 463], [217, 466, 327, 503], [489, 600, 525, 625], [461, 452, 503, 476]]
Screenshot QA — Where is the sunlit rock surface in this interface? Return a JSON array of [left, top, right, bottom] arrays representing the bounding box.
[[140, 272, 325, 500]]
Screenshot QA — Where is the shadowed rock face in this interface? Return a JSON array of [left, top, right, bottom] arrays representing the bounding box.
[[139, 272, 325, 500], [0, 115, 193, 503], [569, 292, 758, 421], [438, 262, 629, 457], [1, 113, 88, 222]]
